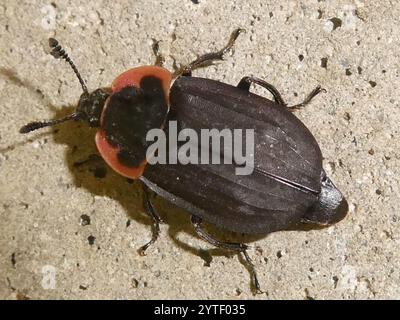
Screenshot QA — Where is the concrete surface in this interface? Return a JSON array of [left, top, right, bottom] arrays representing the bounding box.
[[0, 0, 399, 300]]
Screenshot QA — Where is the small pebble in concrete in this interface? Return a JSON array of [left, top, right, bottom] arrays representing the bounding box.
[[132, 278, 139, 288], [80, 214, 91, 226], [11, 253, 16, 267], [329, 17, 342, 30], [87, 235, 96, 245], [321, 57, 328, 69]]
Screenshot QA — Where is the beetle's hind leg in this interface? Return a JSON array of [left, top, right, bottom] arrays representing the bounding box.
[[174, 28, 245, 77], [138, 183, 164, 256], [191, 215, 262, 294], [286, 86, 326, 110]]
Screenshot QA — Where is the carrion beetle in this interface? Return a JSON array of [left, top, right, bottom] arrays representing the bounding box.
[[20, 29, 348, 293]]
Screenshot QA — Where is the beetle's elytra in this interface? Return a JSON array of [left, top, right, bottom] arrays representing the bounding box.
[[20, 29, 348, 293]]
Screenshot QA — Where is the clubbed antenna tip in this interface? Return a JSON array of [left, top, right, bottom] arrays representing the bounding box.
[[19, 113, 81, 134], [48, 37, 88, 94]]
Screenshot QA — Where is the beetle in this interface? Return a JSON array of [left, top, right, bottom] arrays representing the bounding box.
[[20, 29, 348, 293]]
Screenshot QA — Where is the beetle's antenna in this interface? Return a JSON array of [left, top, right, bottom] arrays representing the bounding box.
[[19, 112, 81, 133], [48, 38, 88, 94], [19, 39, 88, 134]]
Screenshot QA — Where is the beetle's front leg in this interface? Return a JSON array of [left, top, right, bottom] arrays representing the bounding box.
[[190, 215, 262, 294], [138, 183, 164, 256], [152, 39, 165, 67], [174, 28, 245, 77]]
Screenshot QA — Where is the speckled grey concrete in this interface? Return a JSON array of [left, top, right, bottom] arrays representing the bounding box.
[[1, 0, 399, 299]]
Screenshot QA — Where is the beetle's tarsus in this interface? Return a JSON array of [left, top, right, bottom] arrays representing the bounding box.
[[242, 249, 263, 295], [190, 215, 262, 294], [287, 85, 326, 110], [174, 28, 245, 78], [138, 183, 163, 255]]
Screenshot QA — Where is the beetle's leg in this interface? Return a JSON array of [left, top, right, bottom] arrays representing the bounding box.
[[138, 183, 164, 256], [237, 76, 286, 105], [174, 28, 245, 77], [237, 77, 325, 110], [191, 215, 262, 294], [286, 86, 326, 110], [152, 39, 165, 67]]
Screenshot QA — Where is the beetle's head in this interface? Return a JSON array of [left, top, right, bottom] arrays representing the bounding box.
[[303, 172, 348, 226], [20, 38, 110, 134]]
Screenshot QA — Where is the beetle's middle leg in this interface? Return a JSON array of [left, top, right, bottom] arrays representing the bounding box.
[[286, 86, 326, 110], [237, 76, 286, 105], [173, 28, 245, 78], [138, 183, 164, 255], [190, 215, 262, 294], [237, 76, 325, 110]]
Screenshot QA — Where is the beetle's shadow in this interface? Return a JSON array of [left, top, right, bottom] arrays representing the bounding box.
[[40, 107, 267, 253]]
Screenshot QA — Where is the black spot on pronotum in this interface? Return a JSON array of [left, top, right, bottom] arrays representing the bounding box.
[[103, 77, 168, 168], [329, 17, 342, 30]]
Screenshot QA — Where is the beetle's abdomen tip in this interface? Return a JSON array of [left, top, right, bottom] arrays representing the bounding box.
[[335, 197, 349, 222]]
